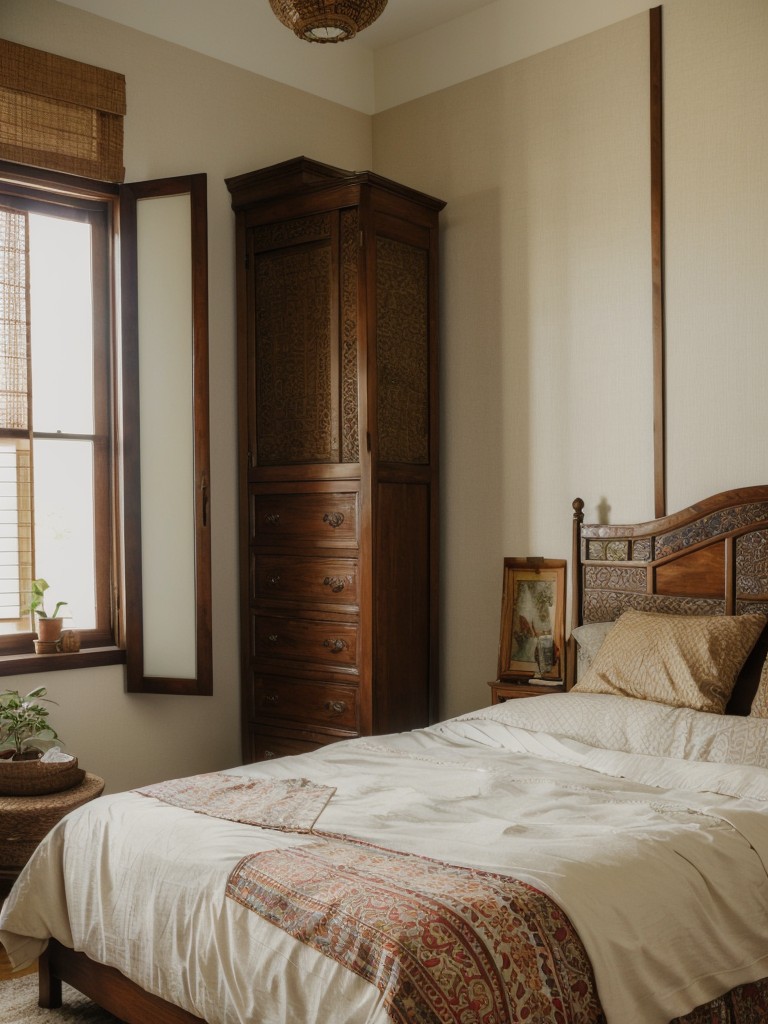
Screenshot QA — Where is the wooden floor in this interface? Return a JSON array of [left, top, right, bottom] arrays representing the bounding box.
[[0, 943, 36, 980]]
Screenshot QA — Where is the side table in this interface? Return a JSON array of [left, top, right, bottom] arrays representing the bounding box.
[[488, 680, 566, 703], [0, 773, 105, 884]]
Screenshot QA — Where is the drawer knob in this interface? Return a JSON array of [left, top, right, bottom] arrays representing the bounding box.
[[324, 700, 347, 716], [323, 512, 345, 529], [323, 575, 348, 593], [323, 637, 348, 653], [263, 749, 277, 759], [267, 633, 279, 644], [262, 693, 279, 705], [264, 512, 281, 525], [266, 574, 281, 587]]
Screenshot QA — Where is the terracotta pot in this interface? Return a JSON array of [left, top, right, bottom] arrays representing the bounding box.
[[36, 617, 64, 643]]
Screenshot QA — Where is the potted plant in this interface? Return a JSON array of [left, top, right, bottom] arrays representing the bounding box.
[[0, 685, 59, 760], [0, 686, 83, 795], [25, 578, 69, 645]]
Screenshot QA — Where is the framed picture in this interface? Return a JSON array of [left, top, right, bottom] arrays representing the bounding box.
[[498, 557, 566, 682]]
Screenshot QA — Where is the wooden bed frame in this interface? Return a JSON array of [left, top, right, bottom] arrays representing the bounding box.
[[39, 484, 768, 1023], [567, 485, 768, 709], [40, 940, 205, 1023]]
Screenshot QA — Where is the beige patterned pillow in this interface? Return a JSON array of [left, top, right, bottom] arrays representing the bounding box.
[[572, 608, 766, 714], [749, 657, 768, 718]]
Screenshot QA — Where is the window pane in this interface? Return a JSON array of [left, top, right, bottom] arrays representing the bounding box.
[[29, 214, 94, 434], [33, 438, 96, 629], [0, 440, 31, 629]]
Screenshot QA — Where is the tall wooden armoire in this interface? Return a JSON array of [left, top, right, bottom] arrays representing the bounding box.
[[227, 158, 445, 762]]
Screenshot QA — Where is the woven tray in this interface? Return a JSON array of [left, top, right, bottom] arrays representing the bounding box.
[[0, 755, 85, 796]]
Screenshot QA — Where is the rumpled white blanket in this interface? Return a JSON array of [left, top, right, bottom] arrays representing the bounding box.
[[2, 692, 768, 1024]]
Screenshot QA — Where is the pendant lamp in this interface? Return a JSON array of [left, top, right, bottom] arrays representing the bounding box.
[[269, 0, 388, 43]]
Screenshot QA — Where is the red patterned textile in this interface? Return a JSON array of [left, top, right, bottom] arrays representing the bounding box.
[[226, 838, 604, 1024], [134, 773, 335, 830], [674, 979, 768, 1023]]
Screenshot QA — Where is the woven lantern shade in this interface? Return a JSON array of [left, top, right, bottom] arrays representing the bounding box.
[[269, 0, 388, 42]]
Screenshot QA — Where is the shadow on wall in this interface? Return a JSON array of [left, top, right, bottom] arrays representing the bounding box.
[[439, 185, 533, 719]]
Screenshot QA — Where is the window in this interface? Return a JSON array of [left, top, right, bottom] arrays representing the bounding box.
[[0, 40, 210, 690], [0, 176, 118, 662]]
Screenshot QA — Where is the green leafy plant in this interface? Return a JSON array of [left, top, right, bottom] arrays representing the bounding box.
[[0, 686, 59, 759], [24, 578, 68, 620]]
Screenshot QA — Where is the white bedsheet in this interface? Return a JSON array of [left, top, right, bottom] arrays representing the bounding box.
[[3, 692, 768, 1024]]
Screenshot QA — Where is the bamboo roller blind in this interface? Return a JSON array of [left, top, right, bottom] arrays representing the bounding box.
[[0, 205, 32, 617], [0, 38, 126, 182]]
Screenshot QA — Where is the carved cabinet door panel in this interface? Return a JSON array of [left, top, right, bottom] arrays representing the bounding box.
[[247, 208, 361, 469]]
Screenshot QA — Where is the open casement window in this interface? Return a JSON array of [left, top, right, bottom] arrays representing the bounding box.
[[0, 164, 211, 690], [119, 175, 212, 695], [0, 41, 210, 688]]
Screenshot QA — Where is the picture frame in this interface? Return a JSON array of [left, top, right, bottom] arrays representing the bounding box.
[[497, 557, 566, 682]]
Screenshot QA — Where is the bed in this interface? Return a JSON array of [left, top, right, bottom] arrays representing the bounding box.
[[3, 485, 768, 1024]]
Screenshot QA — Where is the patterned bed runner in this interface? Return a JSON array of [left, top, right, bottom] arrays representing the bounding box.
[[226, 838, 604, 1024], [134, 774, 335, 830], [674, 980, 768, 1024]]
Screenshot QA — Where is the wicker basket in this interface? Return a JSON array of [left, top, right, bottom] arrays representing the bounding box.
[[0, 755, 85, 796], [0, 772, 105, 877]]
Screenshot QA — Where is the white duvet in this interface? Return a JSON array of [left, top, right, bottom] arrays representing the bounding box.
[[3, 692, 768, 1024]]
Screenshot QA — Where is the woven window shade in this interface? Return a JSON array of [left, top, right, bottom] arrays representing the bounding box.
[[0, 38, 125, 182], [0, 206, 29, 431], [0, 205, 32, 619]]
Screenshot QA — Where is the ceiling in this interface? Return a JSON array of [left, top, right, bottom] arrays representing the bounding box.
[[324, 0, 499, 49], [56, 0, 650, 113]]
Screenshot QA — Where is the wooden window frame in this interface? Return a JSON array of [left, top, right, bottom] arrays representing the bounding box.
[[119, 175, 212, 696], [0, 161, 124, 675]]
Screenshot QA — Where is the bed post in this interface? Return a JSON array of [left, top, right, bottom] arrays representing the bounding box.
[[566, 498, 585, 689], [38, 946, 62, 1008]]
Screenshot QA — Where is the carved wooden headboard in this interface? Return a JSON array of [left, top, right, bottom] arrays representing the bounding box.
[[568, 486, 768, 711]]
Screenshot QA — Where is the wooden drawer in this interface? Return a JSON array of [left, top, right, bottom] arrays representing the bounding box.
[[489, 680, 565, 703], [251, 491, 359, 547], [252, 613, 359, 670], [253, 553, 359, 607], [248, 730, 325, 763], [252, 676, 359, 733]]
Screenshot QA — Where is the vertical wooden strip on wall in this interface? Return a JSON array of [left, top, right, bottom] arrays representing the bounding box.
[[650, 5, 666, 518]]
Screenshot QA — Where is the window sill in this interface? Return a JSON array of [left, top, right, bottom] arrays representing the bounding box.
[[0, 646, 126, 677]]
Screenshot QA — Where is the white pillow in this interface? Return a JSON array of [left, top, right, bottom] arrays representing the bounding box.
[[571, 621, 615, 677]]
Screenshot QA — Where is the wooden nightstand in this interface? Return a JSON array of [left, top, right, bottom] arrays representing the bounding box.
[[488, 680, 565, 703]]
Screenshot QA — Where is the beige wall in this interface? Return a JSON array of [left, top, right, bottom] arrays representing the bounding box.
[[374, 0, 768, 718], [663, 0, 768, 510], [2, 0, 372, 792], [3, 0, 767, 779]]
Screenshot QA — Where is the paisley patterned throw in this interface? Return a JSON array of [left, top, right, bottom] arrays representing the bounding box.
[[675, 979, 768, 1023], [226, 838, 604, 1024], [134, 773, 335, 830]]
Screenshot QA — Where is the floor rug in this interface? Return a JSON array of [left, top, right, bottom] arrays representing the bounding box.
[[0, 973, 122, 1023]]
